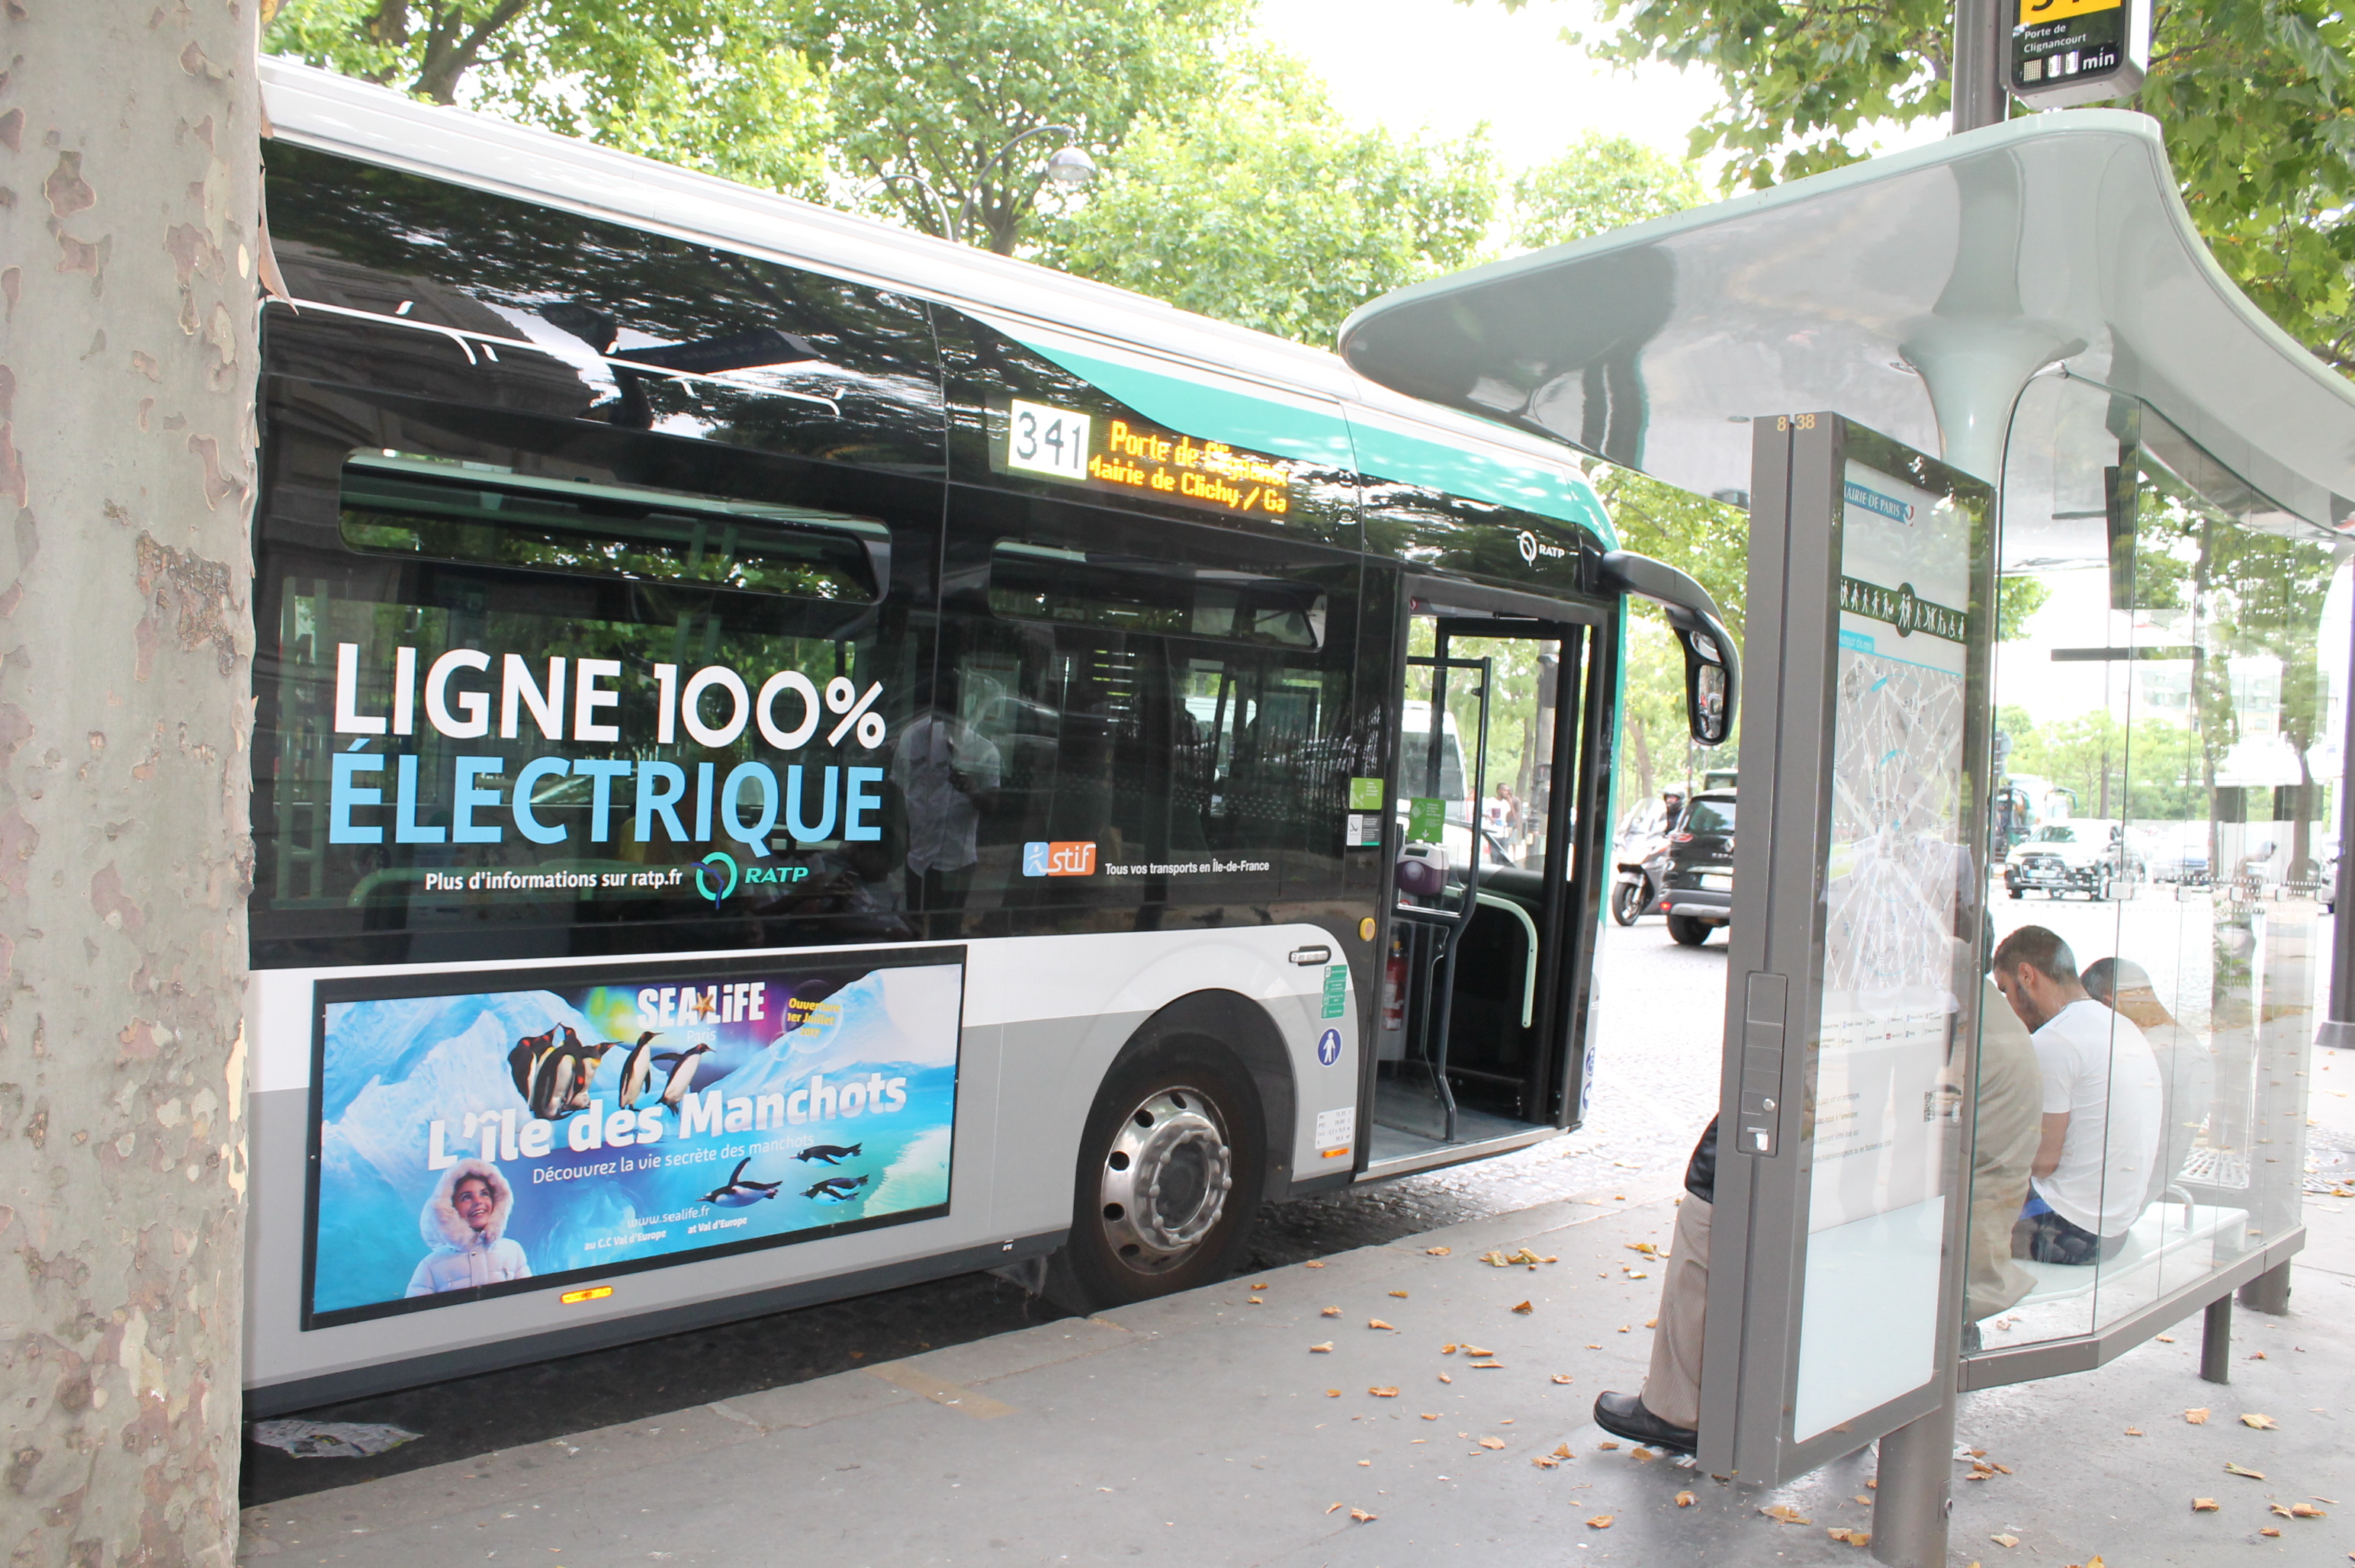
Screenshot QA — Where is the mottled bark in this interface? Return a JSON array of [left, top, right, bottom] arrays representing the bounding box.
[[0, 4, 259, 1566]]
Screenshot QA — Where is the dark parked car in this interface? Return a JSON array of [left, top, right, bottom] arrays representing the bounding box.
[[1657, 789, 1735, 945]]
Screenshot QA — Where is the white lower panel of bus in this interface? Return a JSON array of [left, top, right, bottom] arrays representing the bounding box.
[[243, 925, 1358, 1406]]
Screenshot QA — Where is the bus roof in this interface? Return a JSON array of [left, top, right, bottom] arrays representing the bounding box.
[[256, 58, 1614, 547], [1337, 111, 2355, 538]]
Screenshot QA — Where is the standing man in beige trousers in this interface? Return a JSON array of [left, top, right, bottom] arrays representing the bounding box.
[[1592, 1119, 1715, 1451]]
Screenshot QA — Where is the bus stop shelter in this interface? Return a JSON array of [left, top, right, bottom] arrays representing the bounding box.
[[1340, 108, 2355, 1563]]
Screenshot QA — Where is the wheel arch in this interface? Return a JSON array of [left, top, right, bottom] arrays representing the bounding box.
[[1106, 988, 1299, 1201]]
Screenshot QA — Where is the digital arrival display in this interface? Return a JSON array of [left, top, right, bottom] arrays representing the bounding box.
[[304, 948, 963, 1326], [997, 397, 1294, 520]]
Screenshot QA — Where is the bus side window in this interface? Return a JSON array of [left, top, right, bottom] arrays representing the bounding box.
[[933, 511, 1355, 911]]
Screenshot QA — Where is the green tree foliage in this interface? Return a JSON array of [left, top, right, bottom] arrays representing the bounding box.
[[1514, 0, 2355, 371], [1510, 132, 1705, 251], [1048, 55, 1498, 343], [808, 0, 1249, 254], [266, 0, 831, 193]]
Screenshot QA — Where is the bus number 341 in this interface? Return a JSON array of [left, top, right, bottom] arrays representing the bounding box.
[[1008, 399, 1092, 480]]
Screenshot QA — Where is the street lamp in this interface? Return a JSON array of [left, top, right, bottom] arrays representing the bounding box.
[[874, 124, 1099, 249]]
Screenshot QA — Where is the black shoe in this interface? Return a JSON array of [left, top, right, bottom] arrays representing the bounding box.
[[1592, 1390, 1697, 1453]]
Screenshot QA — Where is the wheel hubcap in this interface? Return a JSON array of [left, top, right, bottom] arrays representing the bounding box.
[[1095, 1085, 1233, 1274]]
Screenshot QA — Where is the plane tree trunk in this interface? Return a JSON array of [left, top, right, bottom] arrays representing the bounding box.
[[0, 4, 259, 1563]]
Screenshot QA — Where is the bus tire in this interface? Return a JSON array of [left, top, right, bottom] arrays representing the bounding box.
[[1049, 1041, 1265, 1309], [1667, 914, 1712, 946]]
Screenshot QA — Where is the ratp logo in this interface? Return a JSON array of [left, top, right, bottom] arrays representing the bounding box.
[[1022, 841, 1098, 877], [693, 850, 739, 904], [1516, 529, 1566, 566]]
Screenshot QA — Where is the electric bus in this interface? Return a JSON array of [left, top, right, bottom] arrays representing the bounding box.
[[243, 59, 1734, 1412]]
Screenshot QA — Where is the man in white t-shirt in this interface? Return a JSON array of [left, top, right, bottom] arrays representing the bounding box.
[[1990, 926, 2164, 1264]]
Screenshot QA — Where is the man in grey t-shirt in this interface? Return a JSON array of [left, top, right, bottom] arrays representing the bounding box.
[[1990, 926, 2164, 1264]]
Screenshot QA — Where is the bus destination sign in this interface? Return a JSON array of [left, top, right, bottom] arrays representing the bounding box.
[[999, 397, 1293, 519]]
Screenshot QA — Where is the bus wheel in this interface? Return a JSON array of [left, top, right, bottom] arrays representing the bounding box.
[[1667, 914, 1712, 946], [1052, 1046, 1264, 1308]]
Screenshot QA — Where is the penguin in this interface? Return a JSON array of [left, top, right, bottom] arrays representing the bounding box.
[[508, 1026, 563, 1104], [528, 1029, 612, 1121], [614, 1032, 662, 1109], [792, 1142, 863, 1166], [653, 1042, 714, 1110], [703, 1157, 782, 1207], [558, 1036, 619, 1113], [802, 1174, 869, 1201]]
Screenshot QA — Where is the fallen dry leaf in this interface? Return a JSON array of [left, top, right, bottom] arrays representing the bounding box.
[[1627, 1242, 1656, 1255], [1369, 1386, 1399, 1398], [1828, 1528, 1871, 1546], [1305, 1261, 1325, 1268], [1675, 1490, 1696, 1508], [1533, 1455, 1560, 1469], [2124, 1426, 2144, 1436], [2251, 1351, 2267, 1360], [1309, 1341, 1334, 1354], [1551, 1374, 1575, 1385], [1990, 1462, 2013, 1474], [1441, 1342, 1458, 1354], [1970, 1448, 1986, 1457], [1325, 1502, 1344, 1514], [1460, 1345, 1492, 1357], [1628, 1271, 1650, 1279], [2242, 1413, 2279, 1429], [1586, 1515, 1614, 1529], [1634, 1447, 1662, 1463], [1479, 1438, 1506, 1451], [1368, 1319, 1394, 1331], [1585, 1342, 1603, 1349], [1420, 1412, 1438, 1420], [2292, 1504, 2328, 1518], [1507, 1248, 1543, 1264], [1512, 1300, 1534, 1314], [2157, 1335, 2177, 1343], [1248, 1296, 1264, 1305], [1349, 1509, 1376, 1523], [1326, 1389, 1341, 1398], [2225, 1462, 2267, 1480], [1321, 1306, 1341, 1317], [1991, 1534, 2020, 1549], [1762, 1505, 1812, 1525], [1618, 1325, 1631, 1333], [2262, 1528, 2283, 1537], [2185, 1408, 2211, 1424], [2272, 1504, 2296, 1518], [1481, 1251, 1510, 1267], [1425, 1246, 1450, 1256], [1438, 1373, 1451, 1383], [1553, 1444, 1573, 1459], [1389, 1290, 1409, 1299], [1470, 1361, 1504, 1370], [2191, 1499, 2219, 1512], [1597, 1441, 1619, 1451], [1645, 1317, 1659, 1329]]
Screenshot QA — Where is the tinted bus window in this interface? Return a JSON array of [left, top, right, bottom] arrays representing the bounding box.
[[987, 543, 1325, 648], [262, 142, 944, 472], [253, 378, 938, 970]]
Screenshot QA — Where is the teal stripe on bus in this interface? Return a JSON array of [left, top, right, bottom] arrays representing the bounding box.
[[1006, 334, 1618, 549]]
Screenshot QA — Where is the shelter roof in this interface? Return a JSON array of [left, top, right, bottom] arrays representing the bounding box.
[[1338, 111, 2355, 536]]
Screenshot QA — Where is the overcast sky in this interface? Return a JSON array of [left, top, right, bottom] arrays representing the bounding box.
[[1255, 0, 1945, 180]]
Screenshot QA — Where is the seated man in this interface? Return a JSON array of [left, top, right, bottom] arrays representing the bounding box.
[[1990, 927, 2164, 1264], [1592, 1118, 1714, 1453], [2081, 956, 2215, 1208]]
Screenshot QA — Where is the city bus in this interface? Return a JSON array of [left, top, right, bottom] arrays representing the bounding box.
[[243, 59, 1734, 1412]]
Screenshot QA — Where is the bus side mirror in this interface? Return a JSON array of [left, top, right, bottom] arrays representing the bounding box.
[[1682, 629, 1732, 746]]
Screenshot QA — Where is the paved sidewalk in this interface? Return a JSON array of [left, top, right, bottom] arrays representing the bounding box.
[[239, 1184, 2355, 1567]]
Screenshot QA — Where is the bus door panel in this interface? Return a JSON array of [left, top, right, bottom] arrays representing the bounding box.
[[1373, 599, 1594, 1161]]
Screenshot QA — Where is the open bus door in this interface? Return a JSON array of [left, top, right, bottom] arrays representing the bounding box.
[[1367, 564, 1736, 1176]]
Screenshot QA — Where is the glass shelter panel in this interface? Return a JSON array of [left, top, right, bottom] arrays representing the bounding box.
[[1790, 448, 1981, 1442], [1970, 374, 2333, 1360]]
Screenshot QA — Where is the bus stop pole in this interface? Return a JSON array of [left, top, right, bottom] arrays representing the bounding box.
[[1872, 15, 2011, 1566]]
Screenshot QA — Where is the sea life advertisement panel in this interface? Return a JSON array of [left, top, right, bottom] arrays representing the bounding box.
[[306, 950, 962, 1325]]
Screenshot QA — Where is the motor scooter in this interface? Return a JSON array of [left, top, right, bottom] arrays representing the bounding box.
[[1611, 836, 1670, 926]]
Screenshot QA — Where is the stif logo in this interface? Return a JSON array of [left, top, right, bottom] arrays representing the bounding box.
[[1022, 841, 1098, 877]]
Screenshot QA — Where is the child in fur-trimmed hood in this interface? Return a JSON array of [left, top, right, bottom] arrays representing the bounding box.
[[405, 1157, 532, 1296]]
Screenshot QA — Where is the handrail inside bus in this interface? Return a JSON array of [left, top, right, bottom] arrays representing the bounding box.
[[1473, 891, 1539, 1028]]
